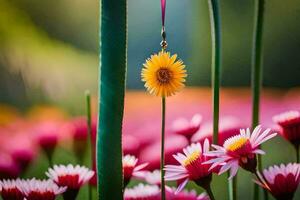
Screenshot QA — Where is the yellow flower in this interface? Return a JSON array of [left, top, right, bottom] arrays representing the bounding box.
[[141, 51, 187, 97]]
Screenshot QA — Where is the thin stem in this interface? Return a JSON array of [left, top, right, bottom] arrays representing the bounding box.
[[208, 0, 221, 145], [228, 174, 237, 200], [251, 0, 265, 199], [295, 145, 299, 163], [205, 185, 216, 200], [161, 97, 166, 200], [85, 91, 92, 200]]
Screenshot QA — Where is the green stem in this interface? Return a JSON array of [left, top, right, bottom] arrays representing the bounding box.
[[85, 91, 92, 200], [161, 97, 166, 200], [296, 145, 299, 163], [208, 1, 222, 200], [208, 0, 221, 145], [97, 0, 127, 198], [251, 0, 265, 200], [228, 174, 237, 200]]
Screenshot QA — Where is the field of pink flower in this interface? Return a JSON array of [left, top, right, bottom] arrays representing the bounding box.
[[0, 88, 300, 199]]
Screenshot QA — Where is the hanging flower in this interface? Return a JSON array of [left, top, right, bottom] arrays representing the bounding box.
[[141, 51, 187, 97], [22, 179, 66, 200], [46, 164, 94, 200], [0, 179, 24, 200], [124, 184, 161, 200], [167, 188, 210, 200], [273, 111, 300, 148], [255, 163, 300, 200], [204, 125, 277, 178], [172, 114, 202, 141], [164, 139, 214, 192], [123, 155, 148, 187], [144, 170, 161, 186]]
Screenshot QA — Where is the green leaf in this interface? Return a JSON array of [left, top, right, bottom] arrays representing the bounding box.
[[97, 0, 127, 199]]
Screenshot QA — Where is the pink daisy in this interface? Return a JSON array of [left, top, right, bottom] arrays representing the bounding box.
[[164, 139, 214, 193], [144, 170, 161, 186], [123, 155, 148, 187], [205, 125, 277, 178], [0, 179, 24, 200], [46, 164, 94, 200], [172, 114, 202, 141], [124, 184, 160, 200], [22, 179, 66, 200], [255, 163, 300, 200], [273, 111, 300, 148], [167, 188, 210, 200]]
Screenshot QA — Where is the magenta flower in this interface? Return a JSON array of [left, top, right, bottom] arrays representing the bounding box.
[[0, 154, 20, 179], [70, 117, 89, 163], [0, 179, 24, 200], [255, 163, 300, 200], [164, 139, 214, 192], [205, 125, 277, 178], [46, 164, 94, 200], [273, 111, 300, 148], [22, 179, 66, 200], [123, 155, 148, 187], [35, 123, 59, 165], [124, 184, 160, 200], [172, 114, 202, 141]]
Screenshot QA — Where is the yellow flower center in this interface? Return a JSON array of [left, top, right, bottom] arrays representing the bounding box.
[[183, 151, 200, 166], [226, 137, 248, 151], [156, 68, 173, 84]]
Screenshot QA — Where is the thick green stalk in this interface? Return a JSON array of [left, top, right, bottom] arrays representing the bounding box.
[[97, 0, 127, 198], [208, 0, 221, 145], [251, 0, 265, 200], [161, 97, 166, 200], [85, 91, 92, 200]]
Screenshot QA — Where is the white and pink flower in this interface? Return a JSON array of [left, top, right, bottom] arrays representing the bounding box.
[[172, 114, 202, 140], [164, 139, 214, 192], [273, 111, 300, 147], [167, 188, 210, 200], [205, 125, 277, 178], [255, 163, 300, 200], [0, 179, 24, 200], [124, 184, 160, 200], [144, 170, 161, 186], [46, 164, 94, 200], [22, 179, 66, 200], [123, 155, 148, 187]]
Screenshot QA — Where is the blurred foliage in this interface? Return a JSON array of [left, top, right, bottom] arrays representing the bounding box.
[[0, 0, 300, 111]]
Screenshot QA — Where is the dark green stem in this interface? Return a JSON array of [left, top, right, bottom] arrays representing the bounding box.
[[208, 0, 221, 145], [161, 97, 166, 200], [251, 0, 265, 199], [97, 0, 127, 198], [85, 91, 92, 200]]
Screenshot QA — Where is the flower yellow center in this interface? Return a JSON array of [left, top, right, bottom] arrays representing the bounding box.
[[183, 151, 200, 166], [226, 137, 248, 151], [156, 68, 173, 84]]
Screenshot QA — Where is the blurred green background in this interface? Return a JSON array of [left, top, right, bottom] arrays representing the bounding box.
[[0, 0, 299, 112]]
